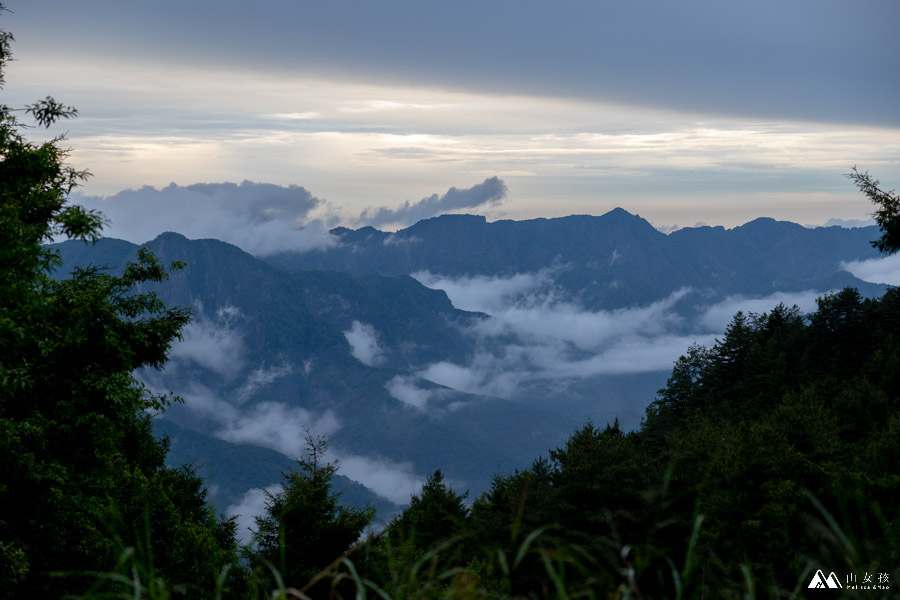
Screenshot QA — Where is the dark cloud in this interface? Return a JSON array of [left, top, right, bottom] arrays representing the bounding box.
[[360, 177, 508, 228], [10, 0, 899, 126]]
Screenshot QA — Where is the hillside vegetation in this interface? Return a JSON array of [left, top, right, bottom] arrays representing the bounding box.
[[348, 286, 900, 598]]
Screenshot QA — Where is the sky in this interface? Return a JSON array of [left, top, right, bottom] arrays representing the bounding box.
[[4, 0, 900, 237]]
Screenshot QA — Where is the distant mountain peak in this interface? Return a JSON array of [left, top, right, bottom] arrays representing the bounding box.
[[736, 217, 805, 233], [146, 231, 188, 242], [424, 213, 488, 224], [605, 207, 636, 218]]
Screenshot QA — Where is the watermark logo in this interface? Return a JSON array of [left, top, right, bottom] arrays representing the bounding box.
[[807, 569, 891, 591], [808, 570, 842, 589]]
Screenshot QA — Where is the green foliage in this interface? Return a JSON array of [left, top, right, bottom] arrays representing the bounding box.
[[249, 432, 374, 594], [847, 167, 900, 254], [387, 470, 469, 552], [0, 12, 242, 598], [343, 285, 900, 598]]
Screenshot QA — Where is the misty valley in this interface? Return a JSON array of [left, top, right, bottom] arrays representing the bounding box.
[[51, 210, 891, 527]]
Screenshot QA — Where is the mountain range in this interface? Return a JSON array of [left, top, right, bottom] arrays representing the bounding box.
[[52, 209, 890, 532]]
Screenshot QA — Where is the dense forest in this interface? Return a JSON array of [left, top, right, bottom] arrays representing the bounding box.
[[2, 9, 900, 599]]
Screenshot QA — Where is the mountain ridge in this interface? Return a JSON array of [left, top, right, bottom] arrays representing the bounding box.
[[49, 209, 891, 519], [265, 209, 885, 308]]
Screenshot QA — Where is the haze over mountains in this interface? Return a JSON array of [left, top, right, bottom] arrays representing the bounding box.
[[53, 208, 892, 535]]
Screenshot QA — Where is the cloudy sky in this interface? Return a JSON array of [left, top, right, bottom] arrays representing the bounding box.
[[5, 0, 899, 236]]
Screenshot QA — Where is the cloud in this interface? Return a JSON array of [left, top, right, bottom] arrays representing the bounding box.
[[21, 0, 898, 127], [842, 254, 900, 286], [234, 362, 295, 404], [413, 271, 839, 402], [226, 485, 281, 545], [169, 380, 423, 505], [548, 334, 721, 378], [344, 321, 386, 367], [360, 177, 507, 228], [653, 222, 710, 234], [413, 268, 556, 313], [384, 375, 462, 414], [217, 401, 342, 459], [412, 270, 700, 398], [415, 269, 688, 350], [697, 290, 826, 332], [383, 234, 422, 247], [148, 313, 344, 462], [385, 375, 433, 411], [225, 455, 419, 536], [417, 355, 529, 400], [72, 181, 336, 255], [470, 290, 689, 352], [145, 310, 427, 503], [337, 455, 423, 505], [820, 217, 876, 229], [168, 304, 245, 378]]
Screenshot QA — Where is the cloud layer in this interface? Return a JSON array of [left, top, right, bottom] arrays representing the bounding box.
[[843, 254, 900, 286], [13, 1, 899, 126], [412, 270, 828, 402]]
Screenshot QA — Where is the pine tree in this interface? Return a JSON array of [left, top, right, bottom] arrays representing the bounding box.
[[251, 432, 374, 591], [847, 167, 900, 254]]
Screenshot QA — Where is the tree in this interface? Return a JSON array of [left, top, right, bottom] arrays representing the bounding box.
[[387, 469, 469, 552], [251, 432, 374, 591], [847, 167, 900, 254], [0, 11, 241, 598]]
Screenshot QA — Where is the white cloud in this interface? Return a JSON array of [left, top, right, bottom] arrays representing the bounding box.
[[169, 380, 424, 506], [217, 401, 342, 459], [413, 270, 833, 401], [234, 362, 294, 404], [697, 290, 825, 332], [385, 376, 433, 411], [417, 355, 529, 400], [169, 382, 240, 422], [337, 455, 423, 505], [226, 484, 281, 545], [820, 217, 876, 229], [413, 269, 557, 313], [168, 304, 245, 378], [547, 334, 721, 378], [147, 312, 429, 506], [842, 254, 900, 286], [412, 271, 699, 398], [344, 321, 386, 367], [73, 181, 337, 256], [383, 234, 422, 246], [471, 290, 688, 352]]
